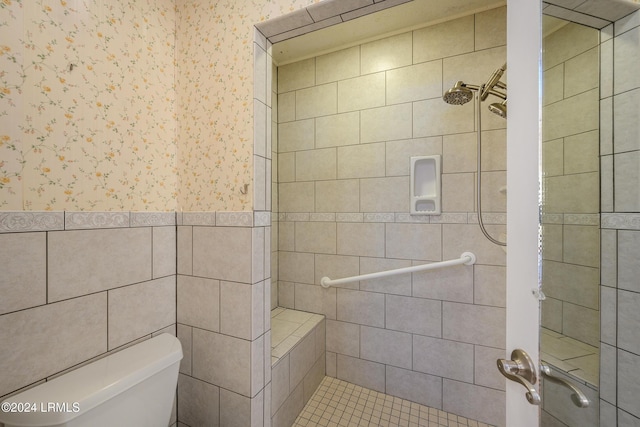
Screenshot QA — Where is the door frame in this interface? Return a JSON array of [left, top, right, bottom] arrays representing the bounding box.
[[506, 0, 542, 426]]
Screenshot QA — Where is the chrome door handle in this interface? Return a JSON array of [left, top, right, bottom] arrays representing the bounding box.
[[497, 349, 541, 405], [540, 363, 590, 408]]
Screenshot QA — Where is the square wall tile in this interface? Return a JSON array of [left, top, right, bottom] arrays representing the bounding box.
[[0, 232, 46, 315], [0, 293, 107, 396], [177, 275, 220, 332], [108, 276, 176, 349], [193, 226, 252, 283], [48, 228, 152, 302]]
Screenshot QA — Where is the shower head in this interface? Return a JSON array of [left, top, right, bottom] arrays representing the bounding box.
[[488, 100, 507, 119], [443, 81, 475, 105]]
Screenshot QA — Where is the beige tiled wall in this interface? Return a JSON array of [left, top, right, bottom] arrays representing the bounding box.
[[599, 9, 640, 427], [541, 21, 601, 348], [0, 212, 177, 402], [274, 7, 507, 427], [176, 212, 272, 427]]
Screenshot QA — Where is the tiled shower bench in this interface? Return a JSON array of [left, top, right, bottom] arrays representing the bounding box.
[[270, 308, 325, 427]]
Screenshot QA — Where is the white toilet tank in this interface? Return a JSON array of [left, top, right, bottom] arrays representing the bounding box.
[[0, 333, 182, 427]]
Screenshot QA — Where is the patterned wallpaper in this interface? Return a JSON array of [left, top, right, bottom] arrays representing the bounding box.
[[0, 0, 317, 211], [0, 0, 177, 211], [176, 0, 317, 211]]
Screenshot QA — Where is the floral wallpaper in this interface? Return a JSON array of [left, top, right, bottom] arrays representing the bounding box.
[[1, 0, 319, 212], [176, 0, 317, 211], [0, 0, 177, 211]]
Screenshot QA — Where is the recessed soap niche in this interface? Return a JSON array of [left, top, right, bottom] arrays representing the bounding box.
[[410, 155, 441, 215]]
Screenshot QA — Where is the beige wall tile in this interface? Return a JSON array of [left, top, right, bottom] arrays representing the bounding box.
[[613, 25, 640, 95], [565, 47, 599, 97], [474, 265, 506, 307], [443, 224, 506, 266], [338, 73, 385, 113], [413, 335, 474, 382], [278, 281, 295, 309], [413, 263, 473, 304], [177, 374, 220, 427], [278, 91, 295, 123], [361, 32, 412, 74], [316, 46, 360, 84], [614, 151, 640, 212], [564, 131, 599, 174], [359, 257, 411, 295], [154, 226, 177, 278], [336, 354, 385, 393], [413, 15, 474, 63], [193, 227, 252, 283], [618, 289, 640, 354], [442, 132, 476, 173], [336, 289, 384, 327], [290, 332, 316, 388], [278, 58, 315, 93], [279, 251, 315, 284], [542, 261, 599, 309], [360, 176, 409, 212], [295, 221, 336, 254], [316, 112, 360, 148], [108, 276, 176, 349], [442, 46, 506, 100], [315, 179, 360, 212], [0, 293, 107, 396], [386, 366, 442, 409], [278, 120, 315, 153], [303, 354, 325, 404], [386, 223, 442, 261], [192, 328, 251, 396], [619, 230, 640, 292], [296, 83, 337, 120], [296, 148, 336, 181], [278, 221, 295, 251], [177, 324, 192, 375], [443, 380, 505, 427], [475, 6, 506, 50], [543, 89, 599, 141], [618, 349, 640, 419], [387, 60, 443, 105], [563, 225, 600, 268], [337, 223, 385, 257], [360, 326, 412, 369], [337, 142, 385, 179], [271, 355, 290, 416], [279, 182, 315, 212], [48, 228, 152, 302], [314, 253, 359, 289], [441, 173, 474, 212], [361, 104, 412, 143], [474, 346, 506, 390], [0, 232, 46, 315], [251, 335, 265, 397], [220, 281, 263, 340], [443, 302, 505, 348], [294, 283, 323, 314], [220, 389, 252, 427], [386, 137, 442, 176], [252, 227, 266, 284], [543, 22, 598, 70], [386, 294, 441, 337], [272, 382, 303, 427], [543, 64, 564, 106], [177, 226, 193, 276], [413, 98, 474, 138], [479, 171, 507, 212], [545, 173, 599, 213], [177, 275, 220, 332], [326, 319, 360, 357]]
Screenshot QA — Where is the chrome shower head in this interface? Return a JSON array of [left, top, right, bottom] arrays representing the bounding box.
[[488, 100, 507, 119], [443, 81, 474, 105]]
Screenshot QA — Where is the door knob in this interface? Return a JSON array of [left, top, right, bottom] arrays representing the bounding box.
[[497, 349, 541, 405]]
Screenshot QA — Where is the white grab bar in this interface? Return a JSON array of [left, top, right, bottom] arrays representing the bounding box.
[[320, 252, 477, 288]]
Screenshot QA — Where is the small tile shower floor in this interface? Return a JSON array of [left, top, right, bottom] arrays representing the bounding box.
[[293, 377, 494, 427]]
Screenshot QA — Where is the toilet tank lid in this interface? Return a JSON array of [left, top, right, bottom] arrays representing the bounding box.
[[0, 333, 182, 427]]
